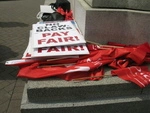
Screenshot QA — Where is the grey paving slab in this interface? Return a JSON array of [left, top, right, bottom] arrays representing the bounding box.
[[0, 89, 11, 104], [15, 79, 27, 87], [0, 0, 44, 113], [0, 81, 11, 90], [12, 92, 24, 100], [4, 82, 16, 94], [0, 101, 9, 113], [7, 100, 22, 113]]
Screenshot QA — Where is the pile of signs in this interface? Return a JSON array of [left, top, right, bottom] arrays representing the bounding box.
[[23, 20, 89, 59]]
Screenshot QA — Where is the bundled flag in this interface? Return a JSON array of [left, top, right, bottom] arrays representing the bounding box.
[[5, 41, 150, 88], [23, 20, 89, 58], [111, 66, 150, 88]]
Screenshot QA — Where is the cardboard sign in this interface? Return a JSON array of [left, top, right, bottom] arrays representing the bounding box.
[[32, 21, 85, 48], [22, 30, 33, 58], [32, 21, 76, 33], [33, 31, 85, 48], [23, 30, 89, 58]]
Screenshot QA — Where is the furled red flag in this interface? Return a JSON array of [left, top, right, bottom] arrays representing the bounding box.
[[108, 47, 132, 68], [17, 44, 114, 79], [17, 61, 103, 79], [109, 59, 129, 69], [5, 42, 150, 88], [126, 43, 150, 65], [17, 49, 113, 79], [58, 67, 104, 81], [111, 66, 150, 88]]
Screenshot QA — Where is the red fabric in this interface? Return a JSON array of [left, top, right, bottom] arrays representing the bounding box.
[[109, 48, 132, 58], [17, 45, 113, 79], [18, 61, 103, 79], [126, 43, 150, 65], [57, 7, 73, 20], [12, 42, 150, 88], [58, 67, 104, 81], [109, 59, 129, 69], [111, 66, 150, 88]]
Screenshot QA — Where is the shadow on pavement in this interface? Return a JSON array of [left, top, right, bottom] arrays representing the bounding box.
[[0, 45, 19, 80], [0, 22, 29, 28], [0, 0, 19, 1], [0, 45, 18, 62], [0, 63, 19, 80]]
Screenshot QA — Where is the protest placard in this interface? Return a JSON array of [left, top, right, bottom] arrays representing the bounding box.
[[32, 21, 86, 48], [23, 29, 89, 58], [32, 44, 89, 57]]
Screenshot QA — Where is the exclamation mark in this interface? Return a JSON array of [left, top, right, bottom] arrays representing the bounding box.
[[26, 53, 31, 57], [74, 36, 79, 41], [79, 45, 84, 50]]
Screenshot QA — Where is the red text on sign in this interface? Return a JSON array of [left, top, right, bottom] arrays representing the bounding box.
[[38, 45, 85, 53]]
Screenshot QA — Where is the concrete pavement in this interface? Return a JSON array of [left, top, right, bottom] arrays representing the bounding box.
[[0, 0, 44, 113]]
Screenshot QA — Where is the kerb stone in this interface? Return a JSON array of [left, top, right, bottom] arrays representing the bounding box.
[[26, 77, 142, 102]]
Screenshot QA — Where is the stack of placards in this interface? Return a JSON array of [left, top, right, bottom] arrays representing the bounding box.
[[23, 20, 89, 58]]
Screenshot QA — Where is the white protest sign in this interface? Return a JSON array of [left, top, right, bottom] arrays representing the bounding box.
[[32, 21, 86, 48], [22, 30, 33, 58]]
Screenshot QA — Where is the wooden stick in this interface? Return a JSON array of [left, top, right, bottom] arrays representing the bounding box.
[[86, 40, 124, 48], [47, 56, 79, 62], [38, 63, 76, 68]]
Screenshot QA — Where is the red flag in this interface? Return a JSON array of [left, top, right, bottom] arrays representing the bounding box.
[[5, 42, 150, 89], [58, 67, 104, 81], [126, 44, 148, 65], [111, 66, 150, 88], [109, 48, 132, 58], [17, 60, 104, 79], [109, 59, 129, 69], [17, 46, 113, 79]]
